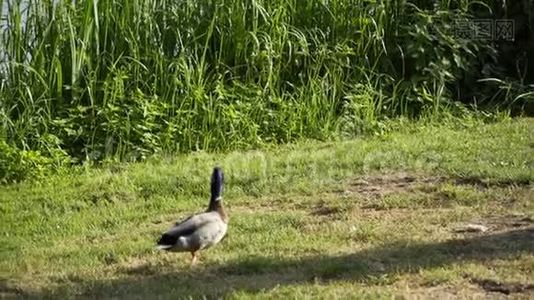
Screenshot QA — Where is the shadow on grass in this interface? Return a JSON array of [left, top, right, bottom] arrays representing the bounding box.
[[34, 228, 534, 298]]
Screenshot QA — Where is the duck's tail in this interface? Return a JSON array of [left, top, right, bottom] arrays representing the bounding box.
[[155, 233, 177, 251]]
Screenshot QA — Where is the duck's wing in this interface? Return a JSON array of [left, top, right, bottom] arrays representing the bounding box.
[[156, 212, 217, 247]]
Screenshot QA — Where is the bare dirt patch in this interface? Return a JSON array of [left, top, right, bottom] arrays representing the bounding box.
[[471, 278, 534, 295], [454, 176, 532, 188], [405, 285, 495, 299], [345, 172, 532, 199], [454, 215, 534, 235], [310, 205, 342, 217], [347, 172, 445, 199]]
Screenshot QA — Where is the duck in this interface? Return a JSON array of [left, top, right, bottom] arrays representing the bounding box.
[[156, 167, 228, 265]]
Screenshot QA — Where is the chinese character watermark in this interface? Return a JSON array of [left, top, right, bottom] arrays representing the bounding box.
[[473, 19, 493, 40], [452, 19, 514, 41], [454, 20, 476, 39], [495, 19, 514, 41]]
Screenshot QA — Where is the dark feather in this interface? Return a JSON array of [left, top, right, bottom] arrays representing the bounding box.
[[157, 226, 197, 246], [157, 233, 178, 246], [157, 216, 200, 246], [210, 167, 224, 202], [208, 167, 224, 211]]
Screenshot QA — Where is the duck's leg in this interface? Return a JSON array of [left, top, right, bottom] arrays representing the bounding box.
[[190, 251, 198, 265]]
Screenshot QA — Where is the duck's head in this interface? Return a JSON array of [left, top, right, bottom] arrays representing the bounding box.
[[209, 167, 224, 209]]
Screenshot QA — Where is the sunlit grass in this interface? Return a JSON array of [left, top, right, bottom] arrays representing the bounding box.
[[1, 119, 533, 298]]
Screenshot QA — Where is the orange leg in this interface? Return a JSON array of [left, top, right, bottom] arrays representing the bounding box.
[[190, 251, 198, 265]]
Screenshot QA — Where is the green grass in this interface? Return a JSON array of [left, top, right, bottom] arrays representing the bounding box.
[[1, 119, 533, 298]]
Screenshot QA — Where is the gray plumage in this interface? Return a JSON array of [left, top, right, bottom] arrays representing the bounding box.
[[156, 211, 227, 252], [156, 167, 228, 264]]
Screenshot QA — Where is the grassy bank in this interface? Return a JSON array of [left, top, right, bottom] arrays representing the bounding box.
[[1, 119, 533, 298]]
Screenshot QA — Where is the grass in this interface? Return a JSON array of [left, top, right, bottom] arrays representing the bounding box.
[[1, 118, 533, 298]]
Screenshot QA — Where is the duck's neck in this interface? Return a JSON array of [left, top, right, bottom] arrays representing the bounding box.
[[207, 196, 220, 211], [208, 198, 228, 223]]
